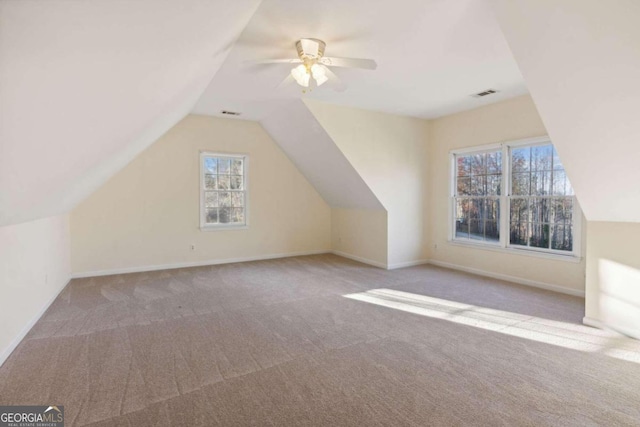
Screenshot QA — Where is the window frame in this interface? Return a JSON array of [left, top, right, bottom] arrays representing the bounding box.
[[199, 151, 249, 231], [449, 136, 582, 261]]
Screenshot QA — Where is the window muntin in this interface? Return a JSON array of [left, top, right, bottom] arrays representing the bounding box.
[[453, 150, 502, 243], [451, 139, 579, 257], [201, 153, 247, 228]]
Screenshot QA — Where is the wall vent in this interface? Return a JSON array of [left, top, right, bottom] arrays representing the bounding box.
[[471, 89, 498, 98], [221, 110, 241, 116]]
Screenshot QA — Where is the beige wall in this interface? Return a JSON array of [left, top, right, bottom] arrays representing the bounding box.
[[71, 115, 331, 274], [585, 222, 640, 338], [331, 208, 387, 267], [0, 214, 71, 365], [305, 100, 429, 268], [427, 95, 586, 293]]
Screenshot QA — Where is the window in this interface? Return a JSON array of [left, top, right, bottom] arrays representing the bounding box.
[[451, 137, 580, 258], [200, 152, 247, 229]]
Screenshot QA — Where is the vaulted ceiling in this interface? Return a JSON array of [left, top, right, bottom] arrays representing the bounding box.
[[0, 0, 260, 226], [3, 0, 636, 227]]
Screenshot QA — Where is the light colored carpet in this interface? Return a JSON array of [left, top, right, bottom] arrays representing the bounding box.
[[1, 254, 640, 426]]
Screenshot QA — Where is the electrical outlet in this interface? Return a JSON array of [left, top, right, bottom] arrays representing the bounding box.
[[434, 244, 438, 250], [190, 244, 196, 251]]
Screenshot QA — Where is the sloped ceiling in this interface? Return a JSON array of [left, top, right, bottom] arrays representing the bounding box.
[[0, 0, 261, 226], [260, 100, 383, 210], [490, 0, 640, 222]]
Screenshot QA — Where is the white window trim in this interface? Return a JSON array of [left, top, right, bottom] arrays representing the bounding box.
[[199, 151, 249, 231], [448, 136, 582, 261]]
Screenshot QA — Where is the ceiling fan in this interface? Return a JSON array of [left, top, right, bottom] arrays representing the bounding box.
[[257, 38, 377, 91]]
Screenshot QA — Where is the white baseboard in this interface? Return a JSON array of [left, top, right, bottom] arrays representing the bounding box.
[[71, 250, 330, 278], [583, 316, 640, 340], [427, 259, 585, 297], [330, 250, 387, 269], [388, 259, 429, 270], [0, 275, 71, 368]]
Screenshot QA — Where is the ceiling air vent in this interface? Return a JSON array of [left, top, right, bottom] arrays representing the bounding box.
[[221, 110, 241, 116], [471, 89, 498, 98]]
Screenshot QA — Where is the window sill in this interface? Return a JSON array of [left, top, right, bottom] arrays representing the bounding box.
[[447, 239, 582, 263], [200, 224, 248, 232]]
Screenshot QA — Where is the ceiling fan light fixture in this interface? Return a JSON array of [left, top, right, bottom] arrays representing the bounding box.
[[291, 64, 310, 87], [311, 64, 328, 86]]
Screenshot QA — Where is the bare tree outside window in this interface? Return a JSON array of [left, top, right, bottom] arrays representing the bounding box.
[[201, 154, 247, 228], [452, 141, 577, 255]]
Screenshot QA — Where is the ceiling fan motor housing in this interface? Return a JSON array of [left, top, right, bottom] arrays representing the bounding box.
[[296, 38, 326, 60]]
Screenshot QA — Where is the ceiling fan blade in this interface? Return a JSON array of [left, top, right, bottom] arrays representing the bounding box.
[[252, 58, 302, 65], [322, 66, 347, 92], [320, 57, 377, 70]]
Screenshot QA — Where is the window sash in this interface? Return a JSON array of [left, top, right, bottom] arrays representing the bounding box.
[[200, 152, 248, 229]]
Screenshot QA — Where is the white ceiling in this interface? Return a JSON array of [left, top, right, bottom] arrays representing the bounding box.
[[0, 0, 260, 226], [193, 0, 528, 121]]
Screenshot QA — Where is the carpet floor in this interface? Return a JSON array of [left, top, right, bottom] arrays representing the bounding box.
[[1, 254, 640, 426]]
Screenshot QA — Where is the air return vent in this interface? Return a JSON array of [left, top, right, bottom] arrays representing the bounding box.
[[221, 110, 241, 116], [471, 89, 498, 98]]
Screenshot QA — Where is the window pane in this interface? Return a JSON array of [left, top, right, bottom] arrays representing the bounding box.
[[469, 199, 484, 221], [552, 197, 573, 223], [456, 199, 470, 220], [485, 199, 500, 222], [487, 152, 502, 174], [487, 174, 501, 195], [510, 198, 529, 223], [532, 145, 553, 171], [485, 220, 499, 242], [510, 222, 528, 246], [205, 174, 217, 190], [230, 208, 244, 223], [531, 171, 551, 195], [219, 207, 231, 223], [530, 223, 550, 248], [204, 158, 217, 174], [218, 158, 231, 174], [231, 192, 244, 207], [511, 147, 530, 172], [470, 154, 485, 175], [511, 172, 530, 196], [565, 175, 575, 196], [457, 177, 471, 196], [551, 225, 573, 251], [219, 192, 231, 207], [205, 208, 218, 224], [470, 220, 485, 240], [455, 219, 469, 239], [530, 198, 550, 223], [231, 158, 243, 175], [230, 176, 243, 190], [471, 176, 485, 196], [552, 170, 567, 196], [457, 156, 471, 177], [218, 175, 230, 190], [205, 192, 218, 208]]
